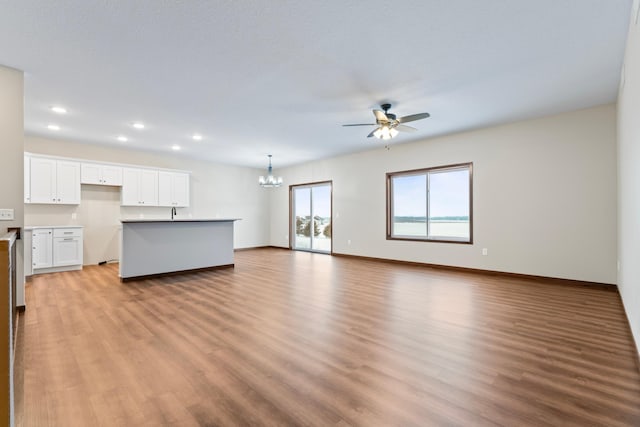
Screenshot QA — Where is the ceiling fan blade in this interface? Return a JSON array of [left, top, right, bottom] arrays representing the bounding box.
[[398, 112, 430, 123], [396, 124, 417, 132], [367, 128, 378, 138], [342, 123, 377, 127], [373, 109, 389, 122]]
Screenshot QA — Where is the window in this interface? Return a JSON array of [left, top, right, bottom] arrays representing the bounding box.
[[387, 163, 472, 243]]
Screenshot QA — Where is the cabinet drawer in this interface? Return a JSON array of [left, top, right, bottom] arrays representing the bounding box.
[[53, 236, 83, 267], [53, 228, 83, 238]]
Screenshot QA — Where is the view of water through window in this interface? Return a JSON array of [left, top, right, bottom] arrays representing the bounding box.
[[390, 165, 471, 241]]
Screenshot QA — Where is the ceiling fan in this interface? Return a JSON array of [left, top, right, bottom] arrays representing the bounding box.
[[343, 103, 430, 140]]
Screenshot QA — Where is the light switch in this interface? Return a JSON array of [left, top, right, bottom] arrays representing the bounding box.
[[0, 209, 14, 220]]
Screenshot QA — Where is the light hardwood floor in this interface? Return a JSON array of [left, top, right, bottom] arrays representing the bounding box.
[[14, 248, 640, 426]]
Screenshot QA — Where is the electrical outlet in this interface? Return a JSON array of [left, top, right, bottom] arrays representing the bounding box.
[[482, 248, 488, 256], [71, 213, 77, 220], [347, 239, 351, 245], [0, 209, 14, 220]]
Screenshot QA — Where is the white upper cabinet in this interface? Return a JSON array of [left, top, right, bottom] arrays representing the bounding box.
[[172, 173, 190, 207], [56, 161, 82, 204], [24, 154, 31, 203], [29, 157, 81, 204], [81, 162, 123, 186], [158, 171, 190, 207], [25, 152, 189, 208], [121, 167, 158, 206], [139, 169, 159, 205], [29, 157, 55, 203]]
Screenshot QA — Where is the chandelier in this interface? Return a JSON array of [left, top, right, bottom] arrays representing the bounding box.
[[258, 154, 283, 188]]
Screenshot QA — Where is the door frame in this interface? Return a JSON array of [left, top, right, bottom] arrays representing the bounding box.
[[289, 180, 333, 254]]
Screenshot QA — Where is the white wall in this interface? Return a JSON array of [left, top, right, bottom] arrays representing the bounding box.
[[25, 137, 270, 265], [0, 65, 24, 306], [617, 1, 640, 355], [271, 104, 618, 284]]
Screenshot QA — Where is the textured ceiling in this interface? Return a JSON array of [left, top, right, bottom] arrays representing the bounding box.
[[0, 0, 633, 168]]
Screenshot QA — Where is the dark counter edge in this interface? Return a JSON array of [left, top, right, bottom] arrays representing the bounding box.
[[120, 264, 234, 282], [121, 218, 241, 223]]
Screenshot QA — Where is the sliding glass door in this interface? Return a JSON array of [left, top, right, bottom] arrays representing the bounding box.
[[291, 182, 332, 253]]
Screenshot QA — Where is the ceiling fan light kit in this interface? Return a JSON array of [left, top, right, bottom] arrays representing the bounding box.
[[343, 103, 430, 140], [258, 154, 283, 188], [373, 126, 398, 140]]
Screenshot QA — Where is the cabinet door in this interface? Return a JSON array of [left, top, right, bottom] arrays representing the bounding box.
[[81, 163, 102, 185], [158, 172, 173, 207], [121, 168, 141, 206], [24, 230, 33, 276], [32, 229, 53, 269], [139, 169, 158, 206], [82, 163, 123, 186], [53, 237, 83, 267], [158, 172, 190, 207], [56, 161, 81, 204], [172, 173, 190, 207], [30, 157, 57, 203], [101, 165, 123, 186], [24, 155, 31, 203]]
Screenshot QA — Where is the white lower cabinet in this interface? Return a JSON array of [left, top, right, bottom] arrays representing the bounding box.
[[29, 227, 83, 274], [31, 229, 53, 269], [53, 228, 83, 267]]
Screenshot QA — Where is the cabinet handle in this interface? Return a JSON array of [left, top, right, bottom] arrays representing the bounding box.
[[63, 231, 73, 234], [63, 238, 74, 241]]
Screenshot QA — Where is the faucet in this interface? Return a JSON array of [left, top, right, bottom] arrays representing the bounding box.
[[171, 206, 176, 220]]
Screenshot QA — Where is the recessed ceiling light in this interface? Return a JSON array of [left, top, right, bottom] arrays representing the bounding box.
[[47, 124, 60, 131], [50, 106, 67, 114], [192, 134, 203, 141], [133, 122, 145, 129], [117, 135, 128, 142], [171, 145, 181, 151]]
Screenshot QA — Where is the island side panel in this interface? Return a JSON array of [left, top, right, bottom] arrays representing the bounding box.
[[120, 221, 234, 279]]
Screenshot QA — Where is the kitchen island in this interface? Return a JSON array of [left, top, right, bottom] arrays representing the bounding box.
[[119, 218, 240, 281]]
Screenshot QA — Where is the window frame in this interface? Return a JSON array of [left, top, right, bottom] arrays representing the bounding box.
[[386, 162, 473, 244], [289, 180, 333, 254]]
